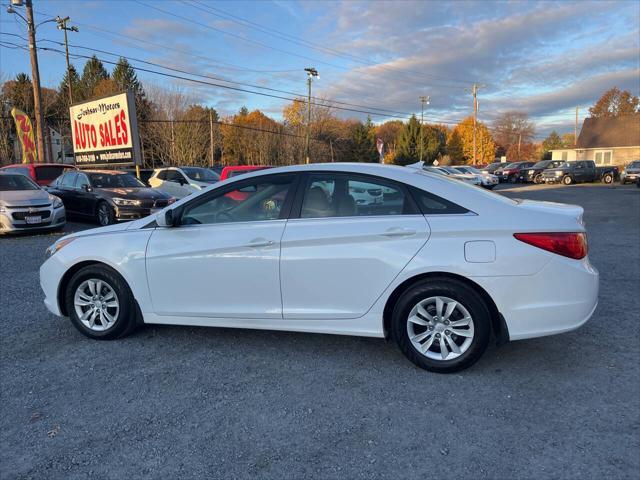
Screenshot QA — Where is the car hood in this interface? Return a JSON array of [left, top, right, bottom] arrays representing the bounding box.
[[98, 187, 171, 199], [0, 189, 51, 206]]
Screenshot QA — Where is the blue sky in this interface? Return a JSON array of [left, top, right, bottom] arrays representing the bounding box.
[[1, 0, 639, 138]]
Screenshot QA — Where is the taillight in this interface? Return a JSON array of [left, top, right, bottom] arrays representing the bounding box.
[[514, 232, 588, 259]]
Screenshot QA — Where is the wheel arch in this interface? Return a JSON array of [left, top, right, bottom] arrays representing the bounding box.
[[382, 271, 508, 344], [57, 260, 141, 320]]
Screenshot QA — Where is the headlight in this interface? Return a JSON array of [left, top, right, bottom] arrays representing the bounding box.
[[528, 170, 535, 174], [49, 195, 64, 209], [113, 198, 142, 207], [46, 237, 76, 258]]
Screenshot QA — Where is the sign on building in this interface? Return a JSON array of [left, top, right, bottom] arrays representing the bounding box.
[[69, 91, 141, 167]]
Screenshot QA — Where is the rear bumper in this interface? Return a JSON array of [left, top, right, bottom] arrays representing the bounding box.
[[473, 255, 599, 341]]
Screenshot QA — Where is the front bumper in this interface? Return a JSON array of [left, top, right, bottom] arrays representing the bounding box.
[[114, 206, 162, 221], [621, 172, 640, 183], [474, 254, 599, 341], [0, 205, 66, 233]]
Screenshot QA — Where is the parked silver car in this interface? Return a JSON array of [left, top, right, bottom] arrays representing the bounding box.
[[0, 172, 66, 233]]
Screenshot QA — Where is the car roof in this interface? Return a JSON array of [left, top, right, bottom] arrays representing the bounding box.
[[1, 163, 75, 168]]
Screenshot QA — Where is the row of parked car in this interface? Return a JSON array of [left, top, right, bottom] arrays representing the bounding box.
[[482, 159, 627, 185], [0, 163, 268, 232]]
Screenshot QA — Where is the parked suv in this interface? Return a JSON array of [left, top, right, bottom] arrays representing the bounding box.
[[620, 160, 640, 184], [522, 160, 565, 184], [149, 167, 220, 199], [0, 163, 75, 186]]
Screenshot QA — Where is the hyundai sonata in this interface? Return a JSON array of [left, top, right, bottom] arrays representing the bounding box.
[[40, 163, 598, 372]]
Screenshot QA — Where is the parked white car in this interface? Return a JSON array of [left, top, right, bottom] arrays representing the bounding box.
[[149, 167, 219, 199], [452, 165, 499, 189], [40, 163, 598, 372], [421, 166, 481, 186]]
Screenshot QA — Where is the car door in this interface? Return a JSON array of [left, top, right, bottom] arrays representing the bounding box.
[[74, 172, 97, 216], [54, 172, 80, 214], [280, 172, 430, 320], [145, 173, 298, 319]]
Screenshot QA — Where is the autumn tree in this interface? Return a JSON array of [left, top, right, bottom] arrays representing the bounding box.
[[449, 117, 495, 164], [589, 87, 640, 117], [561, 133, 576, 147], [492, 111, 535, 160]]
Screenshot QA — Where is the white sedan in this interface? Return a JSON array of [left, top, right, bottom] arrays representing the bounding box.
[[40, 163, 598, 373]]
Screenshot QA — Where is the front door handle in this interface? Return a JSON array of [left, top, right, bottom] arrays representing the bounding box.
[[245, 238, 275, 248], [381, 228, 417, 237]]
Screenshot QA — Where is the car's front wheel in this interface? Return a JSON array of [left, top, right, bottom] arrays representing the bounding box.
[[562, 175, 573, 185], [65, 265, 138, 340], [96, 201, 115, 226], [391, 279, 491, 373], [534, 173, 543, 184]]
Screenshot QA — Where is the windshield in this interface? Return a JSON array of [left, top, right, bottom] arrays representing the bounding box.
[[504, 163, 519, 168], [533, 161, 550, 168], [88, 173, 146, 188], [558, 162, 571, 168], [628, 161, 640, 168], [182, 167, 219, 182], [0, 174, 40, 191]]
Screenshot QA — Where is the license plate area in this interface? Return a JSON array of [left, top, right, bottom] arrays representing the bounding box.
[[25, 215, 42, 224]]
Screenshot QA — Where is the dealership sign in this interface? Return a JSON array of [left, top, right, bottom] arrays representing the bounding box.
[[69, 91, 141, 166]]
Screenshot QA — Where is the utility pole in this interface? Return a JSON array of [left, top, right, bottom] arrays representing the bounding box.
[[419, 95, 430, 163], [518, 133, 522, 159], [304, 67, 319, 164], [471, 84, 479, 165], [209, 110, 215, 168], [56, 16, 78, 104], [575, 106, 578, 146], [7, 0, 61, 163]]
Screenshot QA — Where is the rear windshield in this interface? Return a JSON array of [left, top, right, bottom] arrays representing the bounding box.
[[182, 167, 219, 182], [35, 166, 71, 181], [0, 174, 40, 191]]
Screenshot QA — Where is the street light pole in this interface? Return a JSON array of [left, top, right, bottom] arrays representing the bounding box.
[[304, 67, 318, 164], [56, 16, 78, 105], [419, 95, 430, 163]]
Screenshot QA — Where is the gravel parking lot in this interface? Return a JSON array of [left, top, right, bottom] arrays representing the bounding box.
[[1, 183, 639, 480]]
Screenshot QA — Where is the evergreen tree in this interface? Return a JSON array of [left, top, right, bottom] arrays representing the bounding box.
[[239, 106, 249, 116], [111, 57, 150, 120], [395, 115, 421, 165], [446, 130, 464, 163], [541, 130, 563, 159], [58, 64, 81, 105], [350, 117, 378, 162], [80, 55, 109, 100]]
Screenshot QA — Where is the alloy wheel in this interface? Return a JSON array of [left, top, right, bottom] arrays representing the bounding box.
[[406, 296, 475, 361], [97, 204, 111, 226], [73, 279, 120, 331]]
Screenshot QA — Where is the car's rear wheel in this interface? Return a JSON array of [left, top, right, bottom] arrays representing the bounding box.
[[602, 173, 613, 184], [391, 279, 491, 373], [96, 201, 114, 226], [65, 265, 138, 340], [562, 175, 573, 185]]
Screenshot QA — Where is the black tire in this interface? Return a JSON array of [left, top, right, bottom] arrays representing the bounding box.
[[602, 173, 613, 184], [562, 175, 573, 185], [65, 265, 138, 340], [508, 175, 517, 183], [96, 201, 115, 226], [391, 278, 491, 373], [534, 174, 543, 184]]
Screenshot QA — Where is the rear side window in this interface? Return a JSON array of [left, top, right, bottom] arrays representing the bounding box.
[[300, 173, 410, 218], [5, 166, 31, 177], [35, 166, 69, 181], [409, 187, 470, 215]]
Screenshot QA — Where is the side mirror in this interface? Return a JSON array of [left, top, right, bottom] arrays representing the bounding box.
[[156, 208, 175, 228]]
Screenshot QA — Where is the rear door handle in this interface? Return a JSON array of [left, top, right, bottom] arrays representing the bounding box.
[[381, 228, 417, 237], [245, 238, 275, 248]]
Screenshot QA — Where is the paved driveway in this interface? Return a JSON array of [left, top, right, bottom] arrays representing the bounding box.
[[1, 184, 638, 479]]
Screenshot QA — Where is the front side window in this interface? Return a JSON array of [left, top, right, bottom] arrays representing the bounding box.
[[156, 170, 167, 181], [166, 170, 187, 183], [180, 175, 293, 226], [300, 174, 407, 218], [61, 172, 78, 188], [76, 173, 90, 189]]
